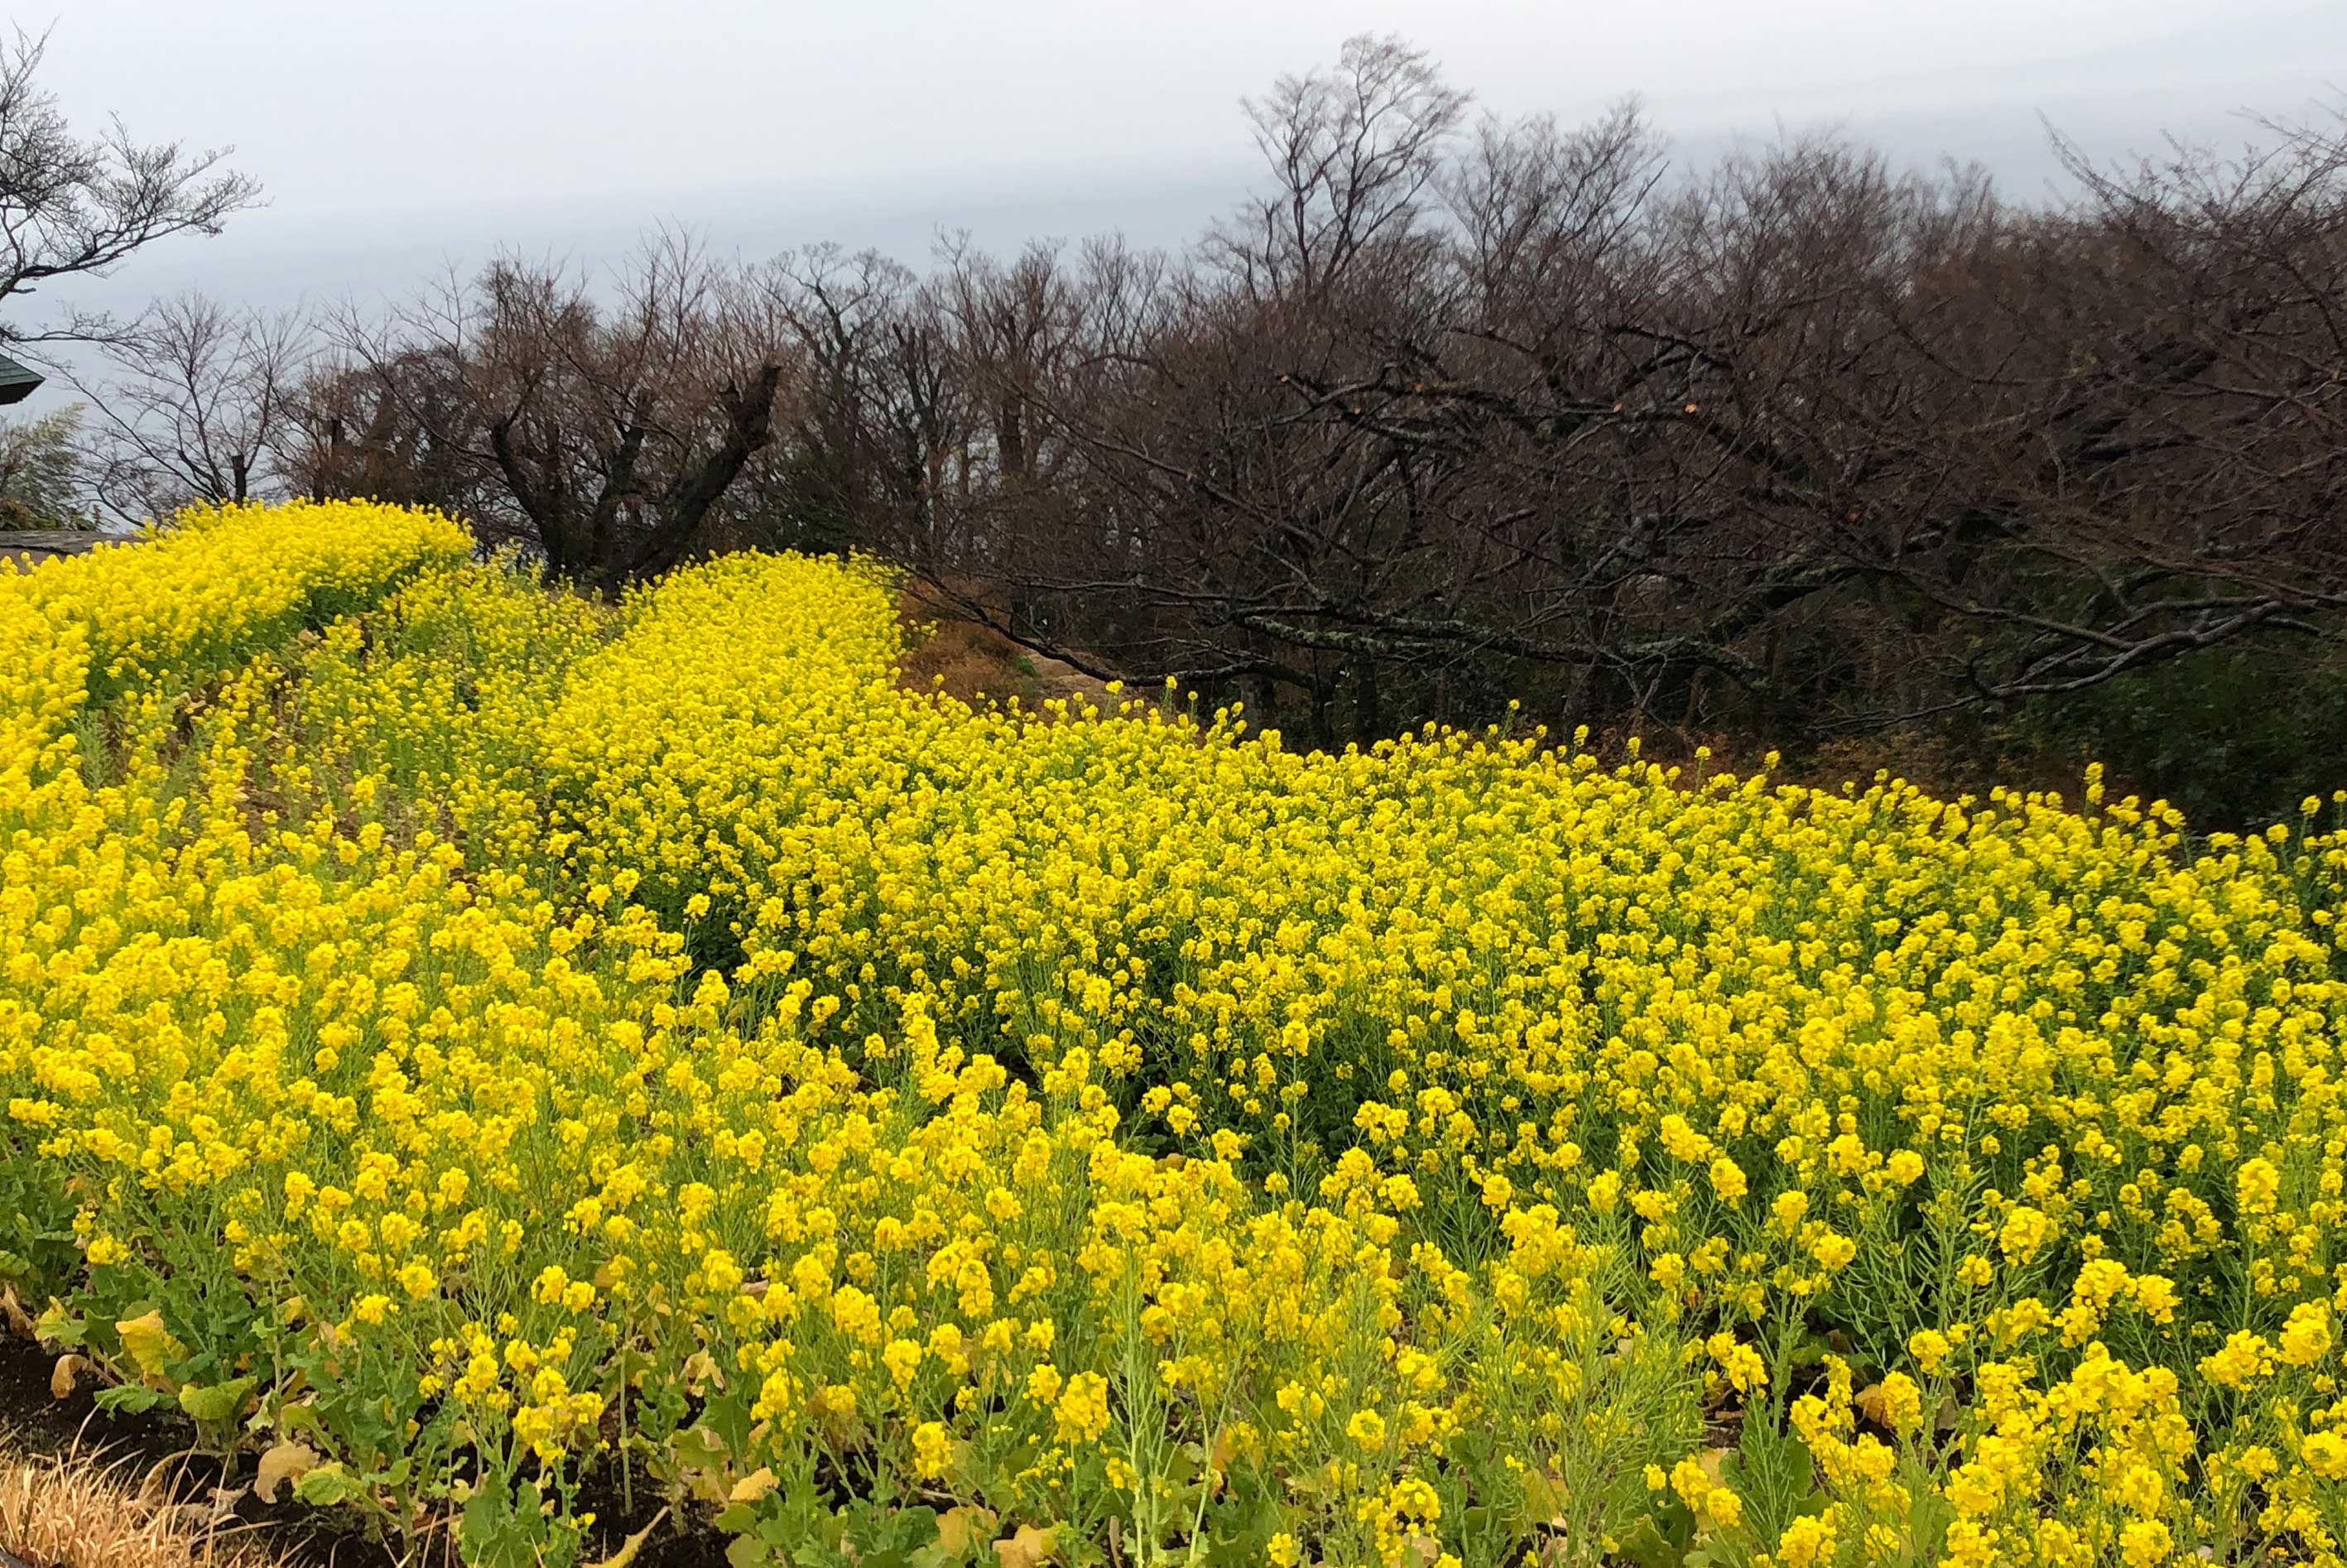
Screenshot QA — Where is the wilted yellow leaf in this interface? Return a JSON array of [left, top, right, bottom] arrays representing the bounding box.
[[584, 1505, 670, 1568], [994, 1522, 1058, 1568], [253, 1440, 321, 1504], [49, 1353, 87, 1400], [114, 1311, 185, 1386], [729, 1466, 778, 1504], [937, 1505, 998, 1555], [681, 1349, 725, 1394]]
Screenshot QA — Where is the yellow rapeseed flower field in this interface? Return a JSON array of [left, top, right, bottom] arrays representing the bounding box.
[[5, 502, 2347, 1568]]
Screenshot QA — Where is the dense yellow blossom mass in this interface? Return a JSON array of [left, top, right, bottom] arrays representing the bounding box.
[[5, 502, 2347, 1567]]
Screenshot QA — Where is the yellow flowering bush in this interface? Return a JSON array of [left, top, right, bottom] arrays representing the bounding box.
[[7, 503, 2347, 1566]]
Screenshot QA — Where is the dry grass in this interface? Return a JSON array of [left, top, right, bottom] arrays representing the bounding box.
[[895, 589, 1113, 714], [0, 1448, 277, 1568]]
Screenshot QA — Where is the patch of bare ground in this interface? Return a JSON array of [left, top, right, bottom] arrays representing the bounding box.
[[895, 585, 1113, 714]]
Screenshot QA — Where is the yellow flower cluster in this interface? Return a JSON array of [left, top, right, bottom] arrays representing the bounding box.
[[7, 507, 2347, 1567]]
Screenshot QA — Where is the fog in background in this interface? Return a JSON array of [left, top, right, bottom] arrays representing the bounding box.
[[24, 0, 2347, 326]]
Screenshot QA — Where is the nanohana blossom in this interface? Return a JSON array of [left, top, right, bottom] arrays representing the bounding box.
[[5, 502, 2345, 1568]]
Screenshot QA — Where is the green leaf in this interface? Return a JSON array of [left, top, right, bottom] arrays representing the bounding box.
[[674, 1423, 729, 1466], [93, 1383, 169, 1414], [294, 1462, 371, 1508], [178, 1374, 258, 1425], [1721, 1418, 1825, 1543], [1614, 1498, 1695, 1568], [275, 1401, 327, 1440], [845, 1503, 938, 1568], [32, 1302, 85, 1348], [461, 1479, 545, 1568]]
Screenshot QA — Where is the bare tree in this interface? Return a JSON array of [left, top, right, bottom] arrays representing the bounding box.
[[1213, 33, 1471, 303], [761, 243, 966, 559], [329, 233, 792, 590], [234, 31, 2345, 788], [280, 342, 495, 517], [901, 44, 2347, 749], [0, 27, 259, 351], [68, 292, 308, 522]]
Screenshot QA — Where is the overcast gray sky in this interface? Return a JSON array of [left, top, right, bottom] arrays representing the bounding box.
[[31, 0, 2347, 320]]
